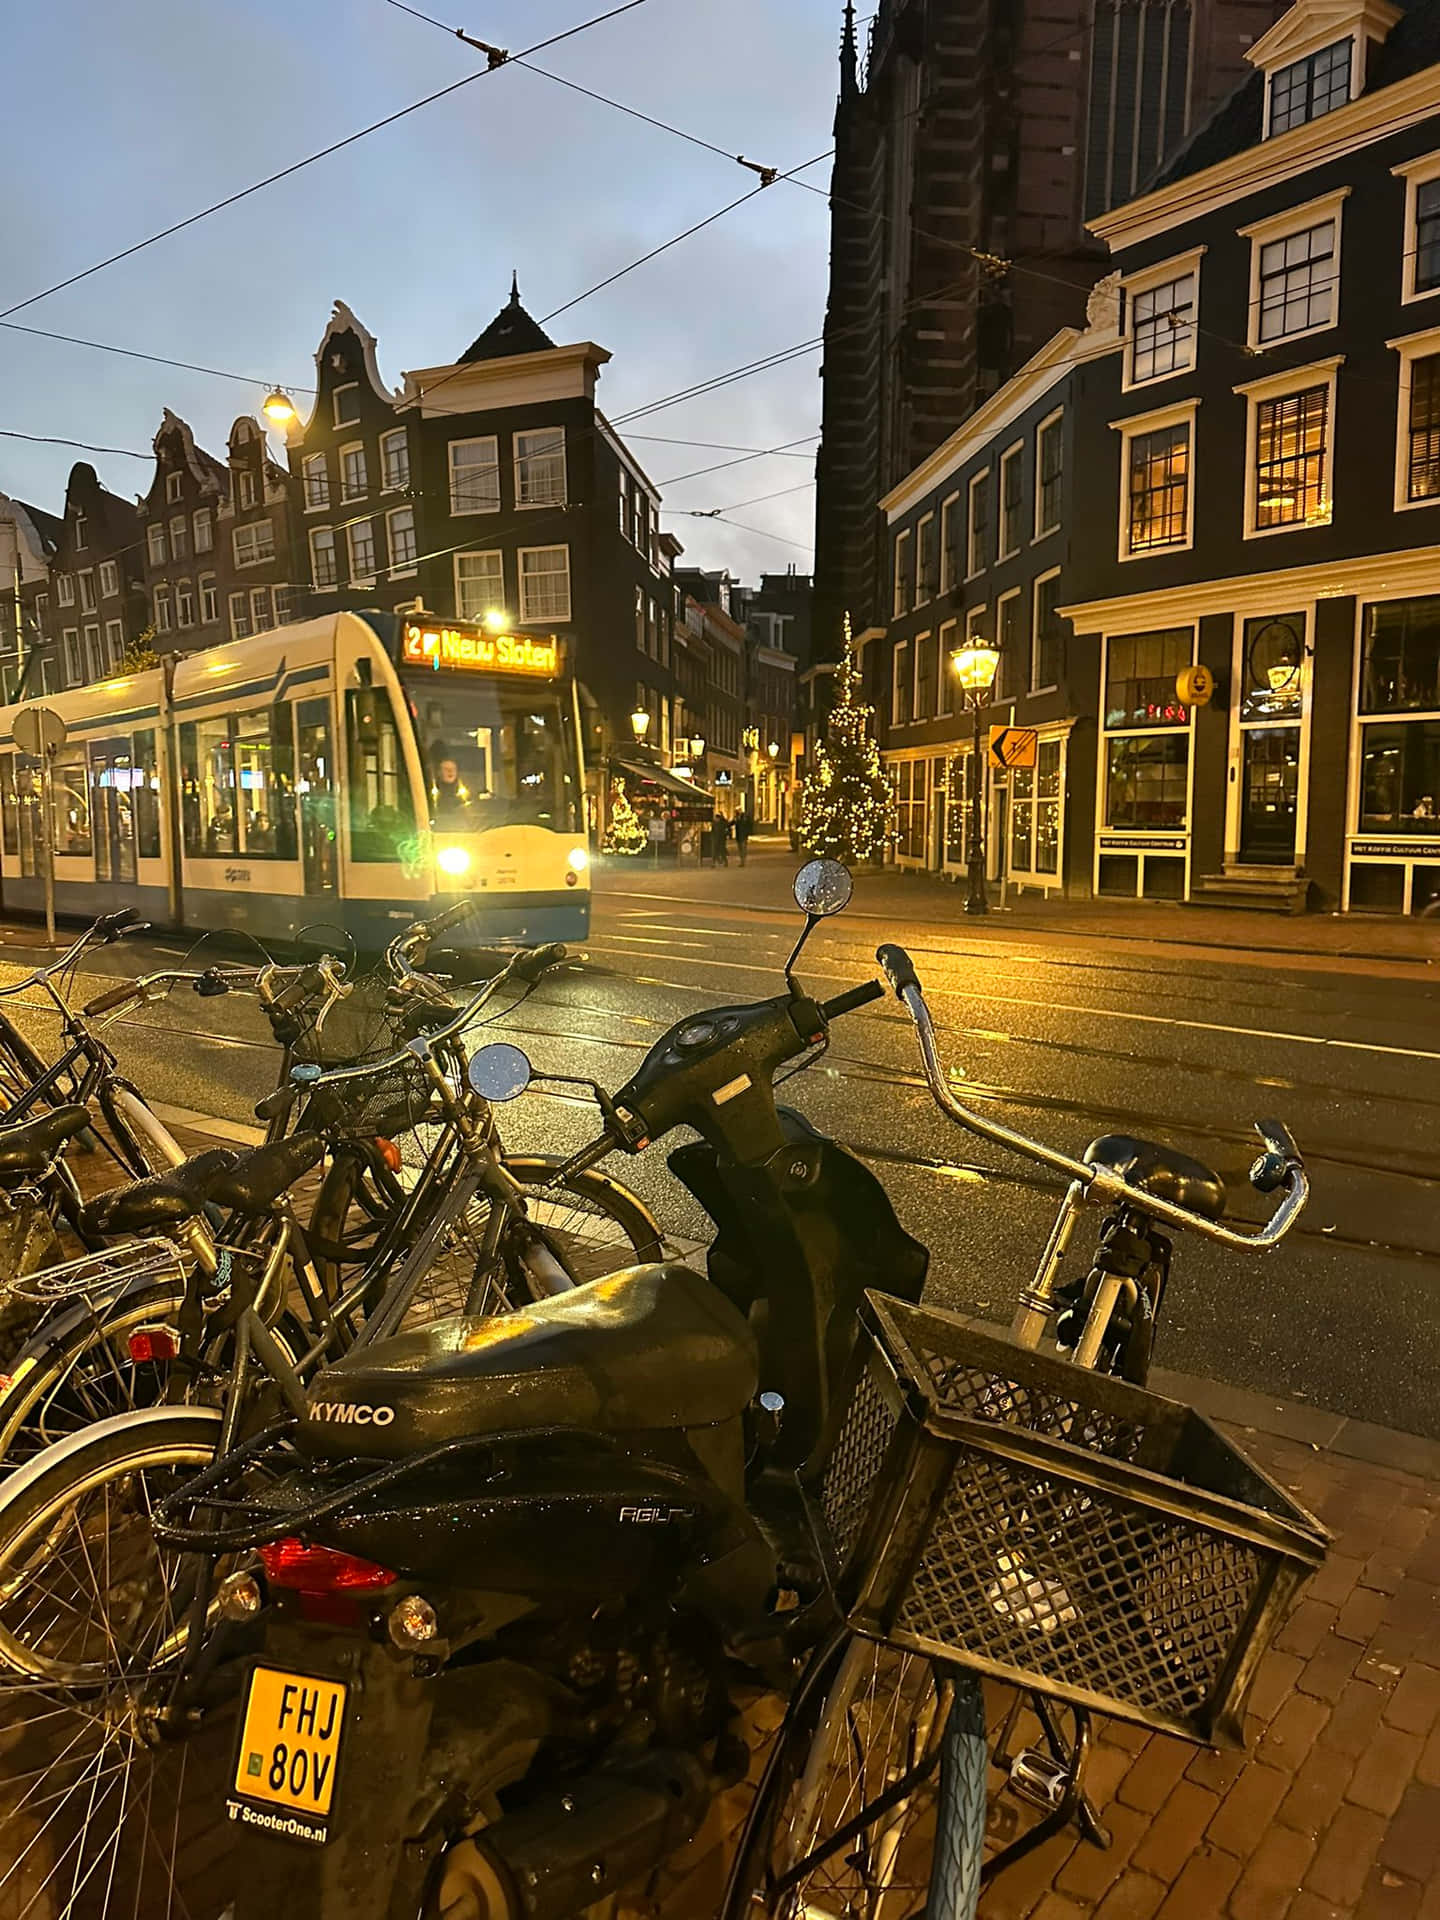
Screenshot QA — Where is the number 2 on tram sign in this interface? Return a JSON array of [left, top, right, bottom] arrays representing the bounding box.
[[987, 726, 1037, 771]]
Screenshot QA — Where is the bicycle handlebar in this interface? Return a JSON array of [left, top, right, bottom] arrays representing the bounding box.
[[881, 944, 1309, 1252]]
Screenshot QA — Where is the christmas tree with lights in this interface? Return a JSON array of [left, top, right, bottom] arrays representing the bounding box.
[[603, 778, 647, 856], [801, 620, 896, 864]]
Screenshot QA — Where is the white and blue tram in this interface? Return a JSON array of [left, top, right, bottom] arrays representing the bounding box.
[[0, 611, 591, 948]]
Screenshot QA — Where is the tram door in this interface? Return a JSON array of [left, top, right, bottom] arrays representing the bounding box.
[[90, 740, 137, 885], [296, 698, 337, 897]]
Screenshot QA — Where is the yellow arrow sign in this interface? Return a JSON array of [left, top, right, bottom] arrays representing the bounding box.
[[987, 725, 1038, 771]]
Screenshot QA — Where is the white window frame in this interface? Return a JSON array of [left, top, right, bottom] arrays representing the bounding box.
[[237, 469, 258, 511], [386, 506, 417, 576], [1234, 356, 1342, 539], [146, 524, 167, 567], [916, 513, 936, 604], [169, 515, 187, 559], [56, 574, 74, 607], [1034, 409, 1064, 539], [250, 587, 272, 633], [996, 585, 1024, 693], [966, 469, 990, 580], [229, 592, 251, 641], [517, 545, 571, 624], [347, 519, 377, 587], [309, 527, 338, 590], [1389, 323, 1440, 512], [891, 640, 913, 727], [78, 571, 97, 615], [98, 560, 119, 599], [332, 383, 360, 428], [1394, 150, 1440, 306], [338, 442, 368, 503], [165, 471, 183, 504], [1262, 35, 1358, 140], [153, 587, 172, 634], [1241, 189, 1349, 351], [176, 578, 195, 628], [193, 508, 213, 554], [1112, 398, 1199, 562], [998, 442, 1025, 559], [73, 514, 87, 550], [1030, 568, 1063, 692], [232, 519, 275, 569], [380, 429, 410, 493], [1121, 248, 1204, 391], [911, 631, 934, 719], [103, 619, 124, 670], [892, 528, 913, 618], [514, 427, 567, 509], [454, 550, 505, 624], [302, 453, 330, 512], [199, 574, 218, 624], [83, 624, 103, 682], [62, 629, 81, 684], [939, 491, 961, 594], [449, 437, 501, 516]]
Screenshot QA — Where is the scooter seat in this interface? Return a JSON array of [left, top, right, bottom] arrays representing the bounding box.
[[301, 1263, 760, 1460]]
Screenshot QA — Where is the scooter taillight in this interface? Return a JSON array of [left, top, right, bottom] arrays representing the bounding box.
[[258, 1537, 396, 1594]]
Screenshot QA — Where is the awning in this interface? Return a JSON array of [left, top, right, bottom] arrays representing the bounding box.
[[610, 757, 716, 805]]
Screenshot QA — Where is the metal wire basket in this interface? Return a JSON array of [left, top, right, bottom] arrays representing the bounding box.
[[812, 1293, 1328, 1746]]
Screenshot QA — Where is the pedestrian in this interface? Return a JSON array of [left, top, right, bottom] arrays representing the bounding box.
[[734, 811, 751, 866], [711, 814, 730, 867]]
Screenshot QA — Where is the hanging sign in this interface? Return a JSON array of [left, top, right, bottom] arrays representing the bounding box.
[[1176, 663, 1214, 707], [401, 621, 558, 677], [987, 725, 1037, 771]]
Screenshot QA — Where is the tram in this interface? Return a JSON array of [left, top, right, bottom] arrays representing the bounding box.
[[0, 610, 591, 948]]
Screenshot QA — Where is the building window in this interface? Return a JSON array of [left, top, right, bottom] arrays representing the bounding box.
[[310, 528, 337, 589], [997, 587, 1024, 700], [999, 445, 1024, 558], [449, 437, 501, 514], [916, 514, 938, 602], [387, 506, 417, 573], [1129, 272, 1197, 383], [83, 625, 103, 683], [147, 524, 167, 566], [1358, 596, 1440, 837], [1412, 176, 1440, 298], [166, 472, 183, 504], [233, 520, 275, 568], [229, 591, 252, 640], [303, 453, 330, 510], [1360, 594, 1440, 713], [169, 515, 187, 559], [73, 513, 87, 550], [339, 444, 368, 501], [104, 619, 124, 670], [1399, 344, 1440, 507], [250, 587, 272, 632], [348, 520, 376, 584], [518, 546, 571, 623], [176, 579, 195, 628], [892, 641, 913, 725], [1268, 39, 1351, 136], [333, 383, 360, 427], [1036, 412, 1063, 536], [1106, 733, 1190, 830], [193, 508, 213, 553], [35, 593, 47, 628], [199, 574, 218, 624], [515, 428, 567, 507], [380, 429, 409, 492], [1251, 383, 1332, 530], [893, 529, 914, 617], [1247, 202, 1343, 346], [1031, 570, 1066, 690], [237, 469, 258, 511], [455, 550, 504, 623], [62, 629, 81, 684], [967, 470, 990, 577], [153, 587, 172, 633], [1122, 415, 1193, 554], [274, 586, 296, 624], [78, 571, 97, 614], [914, 632, 939, 718], [1105, 627, 1193, 729], [99, 560, 119, 598], [939, 493, 961, 593], [56, 574, 74, 607]]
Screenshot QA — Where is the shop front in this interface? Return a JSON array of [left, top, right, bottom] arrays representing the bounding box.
[[1346, 592, 1440, 914], [606, 757, 716, 861], [1094, 627, 1196, 900]]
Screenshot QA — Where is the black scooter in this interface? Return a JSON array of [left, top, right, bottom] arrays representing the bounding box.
[[173, 860, 938, 1920]]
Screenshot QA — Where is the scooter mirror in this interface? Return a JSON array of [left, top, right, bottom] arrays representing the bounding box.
[[467, 1042, 532, 1103], [793, 859, 853, 918]]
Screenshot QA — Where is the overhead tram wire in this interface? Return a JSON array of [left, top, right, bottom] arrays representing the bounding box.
[[0, 322, 316, 396], [0, 0, 658, 323], [654, 436, 821, 486]]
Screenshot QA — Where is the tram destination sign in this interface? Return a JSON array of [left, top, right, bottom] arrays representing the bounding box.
[[401, 621, 559, 677]]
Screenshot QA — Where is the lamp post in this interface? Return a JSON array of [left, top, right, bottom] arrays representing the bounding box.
[[630, 706, 651, 749], [950, 634, 1001, 916]]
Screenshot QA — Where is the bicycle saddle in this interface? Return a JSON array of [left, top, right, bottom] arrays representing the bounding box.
[[0, 1104, 90, 1174], [301, 1263, 760, 1461], [1084, 1134, 1226, 1222], [81, 1134, 325, 1236]]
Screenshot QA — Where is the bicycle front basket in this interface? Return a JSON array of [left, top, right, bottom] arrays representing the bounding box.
[[812, 1293, 1328, 1746]]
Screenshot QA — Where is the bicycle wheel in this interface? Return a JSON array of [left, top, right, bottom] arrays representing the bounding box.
[[722, 1633, 985, 1920], [0, 1406, 238, 1916]]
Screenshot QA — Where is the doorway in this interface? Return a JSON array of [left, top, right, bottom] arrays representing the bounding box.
[[1240, 726, 1300, 864], [296, 698, 338, 897]]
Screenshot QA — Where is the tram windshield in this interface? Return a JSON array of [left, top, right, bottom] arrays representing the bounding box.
[[404, 678, 580, 834]]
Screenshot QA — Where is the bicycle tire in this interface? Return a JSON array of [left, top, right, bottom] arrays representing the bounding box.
[[931, 1672, 988, 1919]]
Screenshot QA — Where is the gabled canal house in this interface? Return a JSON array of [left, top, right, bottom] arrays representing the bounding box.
[[877, 0, 1440, 915]]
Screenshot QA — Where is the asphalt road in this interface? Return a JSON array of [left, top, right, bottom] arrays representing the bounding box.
[[3, 875, 1438, 1437]]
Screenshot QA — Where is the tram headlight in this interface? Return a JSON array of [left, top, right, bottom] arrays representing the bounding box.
[[567, 847, 589, 873], [437, 845, 472, 878]]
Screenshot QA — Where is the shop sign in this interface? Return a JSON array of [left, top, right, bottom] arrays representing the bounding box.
[[402, 621, 559, 677], [1176, 663, 1215, 708], [1098, 836, 1187, 852], [1351, 840, 1440, 858]]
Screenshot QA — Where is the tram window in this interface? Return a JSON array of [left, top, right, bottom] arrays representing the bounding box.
[[181, 717, 237, 857], [135, 730, 161, 859], [345, 688, 415, 861], [0, 757, 17, 857], [232, 706, 297, 858], [50, 746, 92, 858], [412, 687, 578, 833]]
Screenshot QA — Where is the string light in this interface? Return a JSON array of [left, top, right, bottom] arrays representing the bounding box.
[[799, 615, 897, 862]]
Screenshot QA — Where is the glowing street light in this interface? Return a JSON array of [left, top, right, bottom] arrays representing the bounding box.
[[261, 388, 299, 430], [950, 634, 1002, 915]]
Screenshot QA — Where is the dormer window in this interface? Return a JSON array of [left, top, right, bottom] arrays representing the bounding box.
[[1269, 39, 1352, 132]]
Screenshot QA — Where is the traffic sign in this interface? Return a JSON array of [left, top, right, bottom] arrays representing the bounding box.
[[12, 706, 65, 756], [987, 725, 1037, 771]]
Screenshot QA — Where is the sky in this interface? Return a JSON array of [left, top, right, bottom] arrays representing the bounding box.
[[0, 0, 846, 582]]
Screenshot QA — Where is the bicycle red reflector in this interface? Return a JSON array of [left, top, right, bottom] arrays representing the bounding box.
[[128, 1328, 177, 1363], [375, 1137, 402, 1173], [259, 1537, 396, 1593]]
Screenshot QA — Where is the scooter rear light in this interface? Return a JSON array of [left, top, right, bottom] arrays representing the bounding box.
[[258, 1537, 397, 1594], [127, 1327, 177, 1363]]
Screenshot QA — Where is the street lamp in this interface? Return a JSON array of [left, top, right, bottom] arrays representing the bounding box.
[[951, 634, 1002, 916], [261, 388, 299, 430], [630, 706, 651, 743]]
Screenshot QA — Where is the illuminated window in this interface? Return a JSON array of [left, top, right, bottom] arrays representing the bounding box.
[[449, 437, 501, 515]]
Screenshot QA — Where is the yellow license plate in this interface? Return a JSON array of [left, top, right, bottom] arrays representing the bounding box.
[[230, 1666, 347, 1840]]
